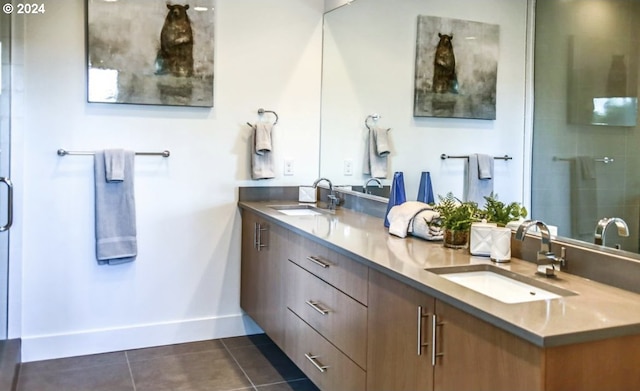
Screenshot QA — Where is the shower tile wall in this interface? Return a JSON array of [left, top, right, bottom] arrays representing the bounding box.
[[532, 0, 640, 252]]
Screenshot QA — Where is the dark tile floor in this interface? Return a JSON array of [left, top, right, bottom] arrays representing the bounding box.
[[16, 334, 319, 391]]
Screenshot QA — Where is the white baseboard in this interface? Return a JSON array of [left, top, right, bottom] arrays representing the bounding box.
[[21, 313, 263, 362]]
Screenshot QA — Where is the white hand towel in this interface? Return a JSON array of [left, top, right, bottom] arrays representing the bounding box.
[[254, 122, 273, 155], [104, 149, 125, 182], [464, 154, 494, 205], [251, 125, 275, 180], [94, 150, 137, 265]]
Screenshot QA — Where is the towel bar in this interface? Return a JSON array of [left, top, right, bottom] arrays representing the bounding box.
[[440, 154, 512, 161], [257, 108, 278, 125], [57, 149, 170, 157], [553, 156, 614, 164], [365, 113, 381, 131]]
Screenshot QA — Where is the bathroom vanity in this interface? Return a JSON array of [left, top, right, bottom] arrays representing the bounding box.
[[239, 192, 640, 391]]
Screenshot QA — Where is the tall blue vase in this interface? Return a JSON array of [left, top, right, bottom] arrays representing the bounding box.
[[417, 171, 435, 204], [384, 172, 406, 227]]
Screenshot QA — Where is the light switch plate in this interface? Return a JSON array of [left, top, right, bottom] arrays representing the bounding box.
[[344, 159, 353, 176], [284, 159, 294, 176]]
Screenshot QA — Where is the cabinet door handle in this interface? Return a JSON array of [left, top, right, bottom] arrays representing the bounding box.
[[253, 223, 259, 249], [256, 223, 268, 251], [306, 300, 330, 315], [305, 353, 329, 373], [417, 305, 430, 356], [431, 314, 445, 366], [306, 255, 330, 269]]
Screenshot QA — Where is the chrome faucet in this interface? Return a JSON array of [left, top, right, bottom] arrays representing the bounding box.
[[515, 220, 564, 277], [363, 178, 383, 193], [313, 177, 339, 210], [594, 217, 629, 249]]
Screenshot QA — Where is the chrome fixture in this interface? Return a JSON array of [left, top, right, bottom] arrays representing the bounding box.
[[594, 217, 629, 249], [363, 178, 383, 193], [312, 177, 339, 210], [440, 153, 512, 161], [515, 220, 565, 277], [365, 113, 381, 130]]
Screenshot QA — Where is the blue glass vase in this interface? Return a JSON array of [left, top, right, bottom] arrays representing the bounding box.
[[384, 172, 406, 227], [417, 171, 435, 204]]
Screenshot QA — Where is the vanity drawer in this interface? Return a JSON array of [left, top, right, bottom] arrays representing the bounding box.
[[286, 309, 366, 391], [288, 232, 368, 305], [287, 261, 367, 369]]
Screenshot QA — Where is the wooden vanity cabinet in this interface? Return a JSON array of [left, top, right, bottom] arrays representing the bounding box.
[[284, 232, 368, 391], [240, 210, 288, 348], [367, 268, 435, 391], [241, 208, 640, 391], [367, 269, 542, 391]]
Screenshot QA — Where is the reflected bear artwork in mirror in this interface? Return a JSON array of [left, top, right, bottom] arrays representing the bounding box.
[[87, 1, 214, 107], [414, 16, 499, 120]]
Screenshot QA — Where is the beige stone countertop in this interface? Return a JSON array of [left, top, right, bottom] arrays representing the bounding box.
[[239, 201, 640, 348]]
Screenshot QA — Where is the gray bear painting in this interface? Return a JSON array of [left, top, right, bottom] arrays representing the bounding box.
[[414, 16, 499, 120], [87, 1, 214, 107]]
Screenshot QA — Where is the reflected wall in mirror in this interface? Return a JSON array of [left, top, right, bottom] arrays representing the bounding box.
[[532, 0, 640, 253], [320, 0, 528, 209]]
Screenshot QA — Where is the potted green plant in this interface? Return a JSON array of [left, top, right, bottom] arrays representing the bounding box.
[[480, 193, 528, 227], [433, 192, 479, 249]]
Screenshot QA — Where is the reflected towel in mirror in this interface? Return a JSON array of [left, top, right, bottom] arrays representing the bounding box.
[[363, 126, 391, 178], [464, 153, 494, 205]]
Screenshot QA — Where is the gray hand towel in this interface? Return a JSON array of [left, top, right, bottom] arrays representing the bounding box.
[[104, 149, 125, 182], [250, 125, 275, 180], [254, 122, 272, 155], [571, 156, 597, 238], [373, 126, 391, 156], [464, 154, 494, 205], [477, 153, 493, 179], [363, 128, 389, 178], [94, 150, 137, 265]]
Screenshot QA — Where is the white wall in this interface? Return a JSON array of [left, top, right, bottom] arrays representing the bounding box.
[[16, 0, 324, 361], [320, 0, 529, 204]]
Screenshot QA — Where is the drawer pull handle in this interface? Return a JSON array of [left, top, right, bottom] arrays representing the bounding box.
[[306, 300, 330, 315], [306, 256, 330, 269], [305, 353, 329, 373]]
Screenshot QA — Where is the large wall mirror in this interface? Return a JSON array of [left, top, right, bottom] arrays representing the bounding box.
[[320, 0, 640, 259], [319, 0, 528, 211]]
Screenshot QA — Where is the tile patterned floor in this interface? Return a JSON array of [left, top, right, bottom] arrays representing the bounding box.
[[16, 334, 319, 391]]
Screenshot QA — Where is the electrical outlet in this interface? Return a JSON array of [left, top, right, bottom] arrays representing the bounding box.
[[344, 159, 353, 176], [284, 159, 294, 176]]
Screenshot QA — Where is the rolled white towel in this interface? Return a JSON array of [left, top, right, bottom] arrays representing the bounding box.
[[387, 201, 432, 238], [411, 210, 443, 241]]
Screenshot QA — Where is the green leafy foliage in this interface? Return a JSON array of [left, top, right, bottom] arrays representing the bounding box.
[[433, 192, 480, 231], [479, 193, 528, 227]]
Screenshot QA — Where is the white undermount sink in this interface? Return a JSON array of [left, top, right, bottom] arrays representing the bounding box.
[[427, 264, 577, 304], [269, 204, 326, 216]]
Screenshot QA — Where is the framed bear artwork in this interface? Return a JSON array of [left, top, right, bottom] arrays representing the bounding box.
[[86, 1, 214, 107], [413, 15, 499, 120]]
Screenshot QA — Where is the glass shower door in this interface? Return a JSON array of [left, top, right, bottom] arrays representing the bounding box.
[[0, 10, 12, 339]]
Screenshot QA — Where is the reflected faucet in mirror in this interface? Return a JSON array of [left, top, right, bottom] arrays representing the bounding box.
[[594, 217, 629, 249], [515, 220, 565, 277], [313, 177, 340, 211], [363, 178, 383, 194]]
